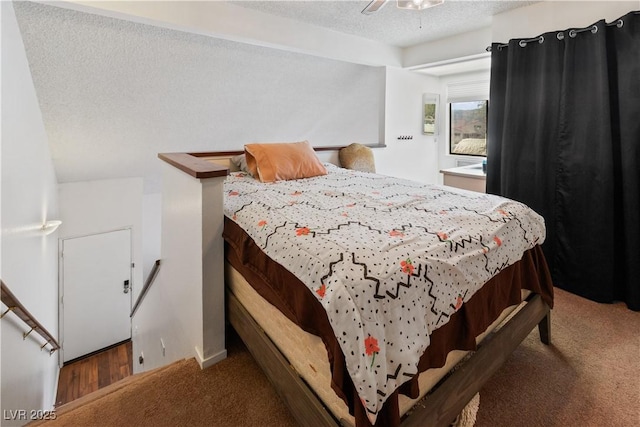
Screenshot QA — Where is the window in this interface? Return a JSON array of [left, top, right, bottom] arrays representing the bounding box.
[[446, 78, 489, 158], [449, 100, 488, 157]]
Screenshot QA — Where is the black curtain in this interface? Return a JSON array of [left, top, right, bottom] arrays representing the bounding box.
[[487, 12, 640, 311]]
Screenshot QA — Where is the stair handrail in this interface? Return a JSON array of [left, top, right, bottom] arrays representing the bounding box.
[[131, 259, 161, 317], [1, 279, 60, 354]]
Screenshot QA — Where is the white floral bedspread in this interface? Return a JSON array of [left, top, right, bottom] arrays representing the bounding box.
[[223, 164, 545, 423]]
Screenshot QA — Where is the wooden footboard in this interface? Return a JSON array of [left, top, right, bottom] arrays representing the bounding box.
[[228, 290, 550, 427]]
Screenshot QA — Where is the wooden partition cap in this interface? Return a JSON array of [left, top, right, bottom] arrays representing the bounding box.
[[158, 152, 229, 179]]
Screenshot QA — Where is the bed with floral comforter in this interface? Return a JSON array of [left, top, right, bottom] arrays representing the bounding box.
[[223, 164, 550, 425]]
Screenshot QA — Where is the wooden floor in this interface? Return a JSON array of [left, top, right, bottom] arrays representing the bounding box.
[[55, 341, 133, 407]]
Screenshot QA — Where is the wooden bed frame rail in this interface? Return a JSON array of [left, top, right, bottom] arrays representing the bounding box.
[[402, 294, 550, 427], [229, 289, 551, 427], [228, 292, 343, 427]]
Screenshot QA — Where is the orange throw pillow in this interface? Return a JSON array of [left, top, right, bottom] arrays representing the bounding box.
[[244, 141, 327, 183]]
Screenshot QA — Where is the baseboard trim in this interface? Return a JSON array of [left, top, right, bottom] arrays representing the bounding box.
[[195, 346, 227, 369]]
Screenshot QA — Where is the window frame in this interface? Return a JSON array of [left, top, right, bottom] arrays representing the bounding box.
[[448, 100, 489, 158]]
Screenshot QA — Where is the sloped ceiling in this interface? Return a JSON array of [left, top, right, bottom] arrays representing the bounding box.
[[14, 1, 385, 193]]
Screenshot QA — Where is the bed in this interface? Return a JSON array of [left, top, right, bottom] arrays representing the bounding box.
[[158, 145, 554, 427]]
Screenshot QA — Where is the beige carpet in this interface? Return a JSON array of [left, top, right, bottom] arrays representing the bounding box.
[[475, 288, 640, 427], [38, 288, 639, 427]]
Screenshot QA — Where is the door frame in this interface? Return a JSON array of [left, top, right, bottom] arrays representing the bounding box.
[[58, 227, 134, 366]]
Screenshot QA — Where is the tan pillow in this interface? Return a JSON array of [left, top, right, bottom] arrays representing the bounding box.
[[339, 143, 375, 173], [244, 141, 327, 183]]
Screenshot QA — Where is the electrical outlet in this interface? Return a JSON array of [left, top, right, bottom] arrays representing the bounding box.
[[160, 338, 166, 357]]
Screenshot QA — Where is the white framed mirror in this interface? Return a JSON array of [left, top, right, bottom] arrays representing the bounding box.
[[423, 93, 439, 135]]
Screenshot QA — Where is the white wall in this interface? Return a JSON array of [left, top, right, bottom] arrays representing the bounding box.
[[58, 178, 144, 304], [1, 2, 59, 424], [377, 67, 441, 184], [60, 0, 402, 67], [403, 27, 492, 69], [142, 193, 161, 282], [491, 1, 639, 42], [132, 165, 226, 374], [403, 1, 637, 69]]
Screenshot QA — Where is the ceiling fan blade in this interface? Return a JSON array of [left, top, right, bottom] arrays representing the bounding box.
[[361, 0, 389, 15]]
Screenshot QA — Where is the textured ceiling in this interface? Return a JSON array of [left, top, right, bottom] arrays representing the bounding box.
[[232, 1, 539, 48], [14, 1, 384, 193], [12, 1, 539, 194]]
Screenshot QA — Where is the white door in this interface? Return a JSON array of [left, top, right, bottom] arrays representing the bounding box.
[[61, 229, 132, 362]]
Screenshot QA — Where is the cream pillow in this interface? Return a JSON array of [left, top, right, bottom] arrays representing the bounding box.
[[339, 143, 375, 173]]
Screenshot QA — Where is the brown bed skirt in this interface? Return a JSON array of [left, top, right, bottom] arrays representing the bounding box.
[[223, 217, 554, 427]]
